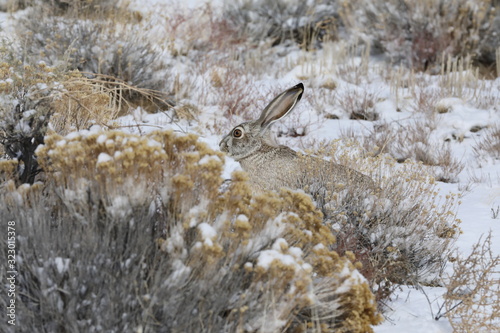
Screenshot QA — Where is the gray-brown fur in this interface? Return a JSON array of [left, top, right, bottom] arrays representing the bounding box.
[[219, 83, 377, 195], [238, 144, 300, 191]]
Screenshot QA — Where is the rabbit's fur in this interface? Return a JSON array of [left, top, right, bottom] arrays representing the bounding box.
[[219, 83, 377, 195]]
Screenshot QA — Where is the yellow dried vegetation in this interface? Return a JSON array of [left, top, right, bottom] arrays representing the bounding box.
[[0, 60, 117, 134], [0, 129, 384, 332]]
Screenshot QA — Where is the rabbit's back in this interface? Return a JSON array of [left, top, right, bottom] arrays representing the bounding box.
[[240, 145, 377, 194]]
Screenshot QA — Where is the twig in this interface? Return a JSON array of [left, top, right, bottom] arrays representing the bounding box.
[[417, 284, 435, 319], [434, 299, 463, 321]]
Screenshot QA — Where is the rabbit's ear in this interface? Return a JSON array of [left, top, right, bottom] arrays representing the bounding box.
[[257, 83, 304, 131]]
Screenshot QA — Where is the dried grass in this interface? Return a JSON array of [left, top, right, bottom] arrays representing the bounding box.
[[473, 123, 500, 161], [338, 89, 379, 121], [441, 232, 500, 332], [343, 119, 464, 183]]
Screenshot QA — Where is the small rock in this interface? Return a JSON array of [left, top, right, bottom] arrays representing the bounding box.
[[469, 125, 484, 133]]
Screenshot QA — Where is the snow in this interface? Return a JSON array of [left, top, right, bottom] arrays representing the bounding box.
[[257, 248, 297, 270], [188, 201, 210, 227], [236, 214, 249, 223], [96, 152, 113, 164], [257, 238, 309, 271], [54, 257, 70, 275], [22, 109, 36, 118], [197, 222, 217, 240], [65, 131, 81, 140], [452, 182, 500, 256], [147, 139, 161, 147], [14, 119, 31, 133], [106, 196, 132, 219], [375, 286, 454, 333], [288, 246, 303, 258], [198, 154, 221, 165], [166, 259, 192, 283], [313, 243, 325, 251], [96, 134, 107, 144]]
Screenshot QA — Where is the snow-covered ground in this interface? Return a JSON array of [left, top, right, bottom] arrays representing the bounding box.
[[1, 0, 499, 331]]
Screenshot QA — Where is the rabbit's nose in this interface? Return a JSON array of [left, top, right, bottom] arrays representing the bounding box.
[[219, 139, 228, 152]]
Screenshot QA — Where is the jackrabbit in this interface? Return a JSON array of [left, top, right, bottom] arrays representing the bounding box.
[[219, 83, 377, 197]]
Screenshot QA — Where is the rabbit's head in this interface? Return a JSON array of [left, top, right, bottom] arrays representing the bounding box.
[[219, 83, 304, 161]]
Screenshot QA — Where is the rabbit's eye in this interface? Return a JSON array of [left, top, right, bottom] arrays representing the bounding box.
[[233, 128, 243, 138]]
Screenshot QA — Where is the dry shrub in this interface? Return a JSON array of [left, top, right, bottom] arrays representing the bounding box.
[[161, 2, 246, 56], [17, 2, 166, 105], [0, 55, 129, 183], [209, 64, 260, 120], [41, 0, 121, 17], [333, 42, 373, 85], [1, 0, 33, 11], [167, 59, 263, 125], [304, 141, 461, 305], [0, 159, 16, 183], [0, 130, 382, 332], [438, 54, 480, 99], [13, 0, 136, 21], [343, 0, 499, 70], [0, 47, 167, 185], [49, 76, 118, 134], [442, 232, 500, 332], [337, 89, 379, 121], [390, 68, 443, 114], [224, 0, 340, 49], [344, 118, 464, 183], [391, 59, 499, 111], [473, 123, 500, 161], [54, 73, 173, 127], [0, 60, 59, 184]]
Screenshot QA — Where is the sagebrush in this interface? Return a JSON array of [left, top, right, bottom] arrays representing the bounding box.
[[0, 130, 381, 332]]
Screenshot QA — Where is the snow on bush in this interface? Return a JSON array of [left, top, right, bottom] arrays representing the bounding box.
[[0, 130, 381, 332]]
